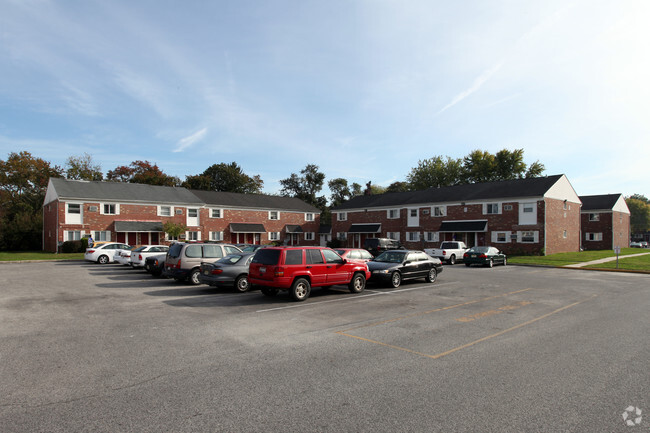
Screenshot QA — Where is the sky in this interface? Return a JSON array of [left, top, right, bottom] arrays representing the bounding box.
[[1, 0, 649, 200]]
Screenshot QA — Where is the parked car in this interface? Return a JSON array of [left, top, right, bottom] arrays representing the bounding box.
[[84, 243, 131, 264], [367, 250, 443, 288], [114, 245, 140, 265], [164, 242, 242, 285], [463, 246, 507, 267], [642, 241, 649, 248], [144, 254, 166, 277], [630, 241, 643, 248], [334, 248, 374, 263], [363, 238, 405, 257], [237, 244, 266, 253], [424, 241, 469, 265], [129, 245, 169, 268], [199, 253, 255, 292], [249, 246, 371, 301]]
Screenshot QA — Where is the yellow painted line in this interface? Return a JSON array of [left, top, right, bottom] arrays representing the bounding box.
[[338, 288, 534, 333], [456, 301, 533, 323], [336, 294, 598, 361]]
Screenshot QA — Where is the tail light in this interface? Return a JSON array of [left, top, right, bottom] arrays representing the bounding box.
[[211, 269, 223, 275], [154, 259, 159, 266], [463, 253, 468, 259], [480, 254, 487, 258], [138, 254, 143, 260], [274, 266, 284, 277], [87, 250, 95, 254]]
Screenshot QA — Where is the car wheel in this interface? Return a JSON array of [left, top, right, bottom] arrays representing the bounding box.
[[290, 278, 311, 301], [448, 255, 456, 265], [189, 269, 201, 285], [465, 263, 471, 267], [425, 268, 437, 283], [348, 273, 366, 293], [234, 275, 249, 293], [503, 257, 507, 266], [487, 259, 494, 268], [97, 255, 109, 264], [390, 272, 401, 288], [261, 287, 279, 297]]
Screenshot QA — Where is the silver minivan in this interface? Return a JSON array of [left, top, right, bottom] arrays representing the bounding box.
[[164, 242, 242, 285]]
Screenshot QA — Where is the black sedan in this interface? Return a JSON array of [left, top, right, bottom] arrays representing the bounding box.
[[463, 246, 507, 267], [367, 250, 443, 288], [198, 253, 255, 292]]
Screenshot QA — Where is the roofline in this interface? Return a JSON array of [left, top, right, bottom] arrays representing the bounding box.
[[335, 196, 547, 213]]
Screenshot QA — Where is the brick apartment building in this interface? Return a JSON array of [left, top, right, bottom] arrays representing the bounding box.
[[579, 194, 630, 250], [42, 178, 321, 252], [331, 174, 583, 256]]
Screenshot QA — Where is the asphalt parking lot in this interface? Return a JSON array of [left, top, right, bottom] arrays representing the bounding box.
[[1, 261, 649, 432]]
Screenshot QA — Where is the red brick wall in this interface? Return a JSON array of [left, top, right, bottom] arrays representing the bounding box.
[[544, 199, 580, 255], [581, 211, 630, 250]]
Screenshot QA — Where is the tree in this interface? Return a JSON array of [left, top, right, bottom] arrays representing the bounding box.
[[385, 181, 411, 194], [626, 197, 650, 235], [328, 178, 352, 208], [279, 164, 326, 208], [163, 221, 187, 240], [65, 153, 103, 181], [463, 150, 497, 183], [0, 151, 63, 250], [407, 156, 464, 190], [106, 160, 180, 186], [184, 162, 263, 193]]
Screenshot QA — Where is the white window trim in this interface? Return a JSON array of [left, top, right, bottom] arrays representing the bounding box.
[[269, 211, 280, 220], [304, 232, 315, 241], [93, 231, 111, 242], [185, 231, 201, 241], [337, 232, 347, 240], [484, 203, 501, 215], [424, 231, 439, 242], [305, 213, 314, 221], [210, 231, 224, 241], [268, 231, 280, 241], [517, 230, 539, 243], [387, 232, 401, 241], [158, 205, 174, 217], [338, 212, 347, 221], [585, 232, 603, 241], [407, 231, 420, 242], [432, 206, 446, 217], [387, 209, 400, 219], [210, 208, 223, 219], [491, 231, 511, 243], [100, 203, 120, 215], [63, 230, 85, 241]]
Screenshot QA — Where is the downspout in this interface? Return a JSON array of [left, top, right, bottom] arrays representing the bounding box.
[[543, 198, 547, 255]]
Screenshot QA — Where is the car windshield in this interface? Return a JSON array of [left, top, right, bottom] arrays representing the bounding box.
[[374, 251, 407, 263], [217, 254, 243, 265], [468, 246, 490, 253]]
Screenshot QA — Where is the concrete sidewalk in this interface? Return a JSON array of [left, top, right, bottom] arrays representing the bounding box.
[[563, 252, 650, 268]]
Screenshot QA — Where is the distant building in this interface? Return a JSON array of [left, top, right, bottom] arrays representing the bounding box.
[[42, 178, 321, 252], [579, 194, 630, 250]]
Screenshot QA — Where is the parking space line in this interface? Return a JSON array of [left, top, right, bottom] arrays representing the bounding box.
[[336, 294, 598, 361], [255, 282, 456, 313], [338, 288, 533, 332]]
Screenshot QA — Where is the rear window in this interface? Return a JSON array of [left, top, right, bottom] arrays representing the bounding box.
[[252, 249, 281, 265], [185, 245, 203, 258], [440, 242, 457, 249], [167, 243, 183, 258], [203, 244, 224, 258]]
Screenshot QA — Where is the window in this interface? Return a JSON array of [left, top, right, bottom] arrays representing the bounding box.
[[586, 232, 603, 241], [269, 211, 279, 220], [93, 231, 110, 241], [166, 233, 179, 241], [589, 213, 600, 222], [269, 232, 280, 241], [486, 203, 499, 214], [188, 209, 198, 218], [497, 232, 507, 242], [563, 230, 567, 239], [159, 206, 172, 217], [338, 212, 347, 221], [304, 232, 315, 241], [67, 204, 81, 214], [433, 206, 446, 217], [66, 230, 81, 241], [424, 232, 439, 243], [305, 213, 314, 221], [103, 204, 117, 215], [410, 209, 417, 217], [306, 249, 324, 264], [322, 249, 343, 264], [186, 232, 199, 241], [503, 204, 513, 211], [387, 232, 400, 241], [387, 209, 400, 219], [407, 232, 420, 242], [286, 250, 304, 265], [523, 204, 534, 213], [210, 231, 224, 241], [521, 231, 536, 243], [211, 209, 222, 218], [337, 232, 347, 241]]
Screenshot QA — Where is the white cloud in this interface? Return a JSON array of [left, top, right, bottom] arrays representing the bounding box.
[[436, 62, 503, 115], [174, 128, 208, 153]]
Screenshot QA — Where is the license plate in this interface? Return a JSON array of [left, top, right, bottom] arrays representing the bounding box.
[[204, 270, 209, 275], [260, 267, 266, 273], [471, 254, 477, 258]]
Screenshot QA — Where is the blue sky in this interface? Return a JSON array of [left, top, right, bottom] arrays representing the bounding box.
[[1, 0, 649, 200]]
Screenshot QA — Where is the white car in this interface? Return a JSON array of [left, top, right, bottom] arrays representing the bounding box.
[[114, 246, 139, 265], [129, 245, 169, 268], [84, 243, 131, 264]]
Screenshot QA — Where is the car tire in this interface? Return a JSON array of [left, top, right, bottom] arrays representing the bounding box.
[[189, 269, 201, 285], [97, 255, 109, 264], [503, 257, 507, 266], [261, 287, 279, 297], [390, 272, 401, 288], [448, 255, 456, 265], [465, 263, 471, 267], [425, 268, 437, 283], [234, 275, 249, 293], [290, 278, 311, 301], [487, 259, 494, 268], [348, 273, 366, 293]]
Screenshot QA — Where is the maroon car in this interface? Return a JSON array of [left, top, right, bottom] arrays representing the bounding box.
[[249, 246, 371, 301]]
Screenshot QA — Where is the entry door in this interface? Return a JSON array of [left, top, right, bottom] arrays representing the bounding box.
[[354, 234, 361, 248]]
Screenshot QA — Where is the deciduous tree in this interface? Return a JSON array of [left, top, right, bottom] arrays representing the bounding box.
[[185, 162, 263, 193], [106, 160, 180, 186], [280, 164, 326, 209], [65, 153, 103, 181], [626, 197, 650, 234]]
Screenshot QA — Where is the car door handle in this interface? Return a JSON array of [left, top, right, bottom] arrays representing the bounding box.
[[306, 266, 312, 269], [327, 265, 333, 268]]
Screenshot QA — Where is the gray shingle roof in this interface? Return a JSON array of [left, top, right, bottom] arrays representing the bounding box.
[[49, 178, 203, 205], [579, 194, 623, 211], [190, 189, 320, 212], [332, 175, 565, 210]]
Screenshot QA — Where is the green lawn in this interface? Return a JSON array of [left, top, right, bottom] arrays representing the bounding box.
[[508, 248, 647, 268], [584, 254, 650, 272], [0, 251, 84, 261]]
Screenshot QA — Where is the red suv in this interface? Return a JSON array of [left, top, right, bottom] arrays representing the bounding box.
[[249, 246, 371, 301]]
